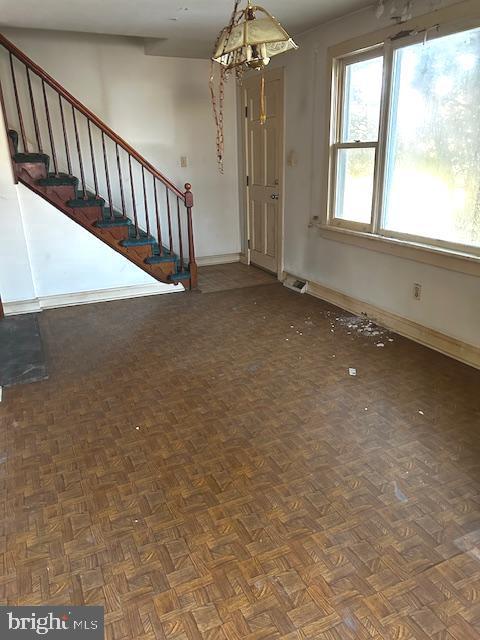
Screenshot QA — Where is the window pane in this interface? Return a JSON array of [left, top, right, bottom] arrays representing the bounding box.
[[335, 147, 375, 223], [342, 56, 383, 142], [383, 28, 480, 248]]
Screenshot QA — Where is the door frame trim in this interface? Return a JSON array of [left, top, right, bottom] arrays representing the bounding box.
[[238, 66, 285, 279]]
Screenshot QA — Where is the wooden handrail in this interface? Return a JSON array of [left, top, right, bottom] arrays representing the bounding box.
[[0, 33, 185, 200]]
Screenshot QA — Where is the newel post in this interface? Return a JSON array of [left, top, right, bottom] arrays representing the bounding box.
[[184, 183, 198, 290]]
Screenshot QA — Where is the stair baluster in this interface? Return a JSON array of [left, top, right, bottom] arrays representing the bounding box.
[[42, 80, 58, 175], [142, 166, 150, 237], [153, 177, 163, 257], [128, 155, 140, 239], [101, 131, 114, 220], [176, 196, 184, 272], [59, 96, 72, 175], [165, 186, 173, 255], [72, 107, 87, 199], [115, 144, 127, 219], [26, 67, 42, 152], [87, 120, 99, 197], [9, 53, 27, 152]]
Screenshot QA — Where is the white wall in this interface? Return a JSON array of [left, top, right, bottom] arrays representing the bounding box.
[[0, 114, 36, 303], [17, 184, 176, 299], [267, 0, 480, 348]]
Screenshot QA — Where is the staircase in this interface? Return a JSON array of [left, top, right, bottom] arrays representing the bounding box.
[[0, 34, 197, 290]]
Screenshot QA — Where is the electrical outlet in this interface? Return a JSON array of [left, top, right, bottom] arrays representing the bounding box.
[[180, 156, 188, 168], [413, 283, 422, 300]]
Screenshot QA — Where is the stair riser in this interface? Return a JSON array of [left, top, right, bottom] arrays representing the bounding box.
[[69, 207, 104, 225], [105, 226, 130, 242], [129, 245, 154, 261], [43, 185, 76, 202], [149, 260, 177, 274], [16, 164, 48, 182]]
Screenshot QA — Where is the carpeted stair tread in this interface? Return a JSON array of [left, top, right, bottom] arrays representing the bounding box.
[[101, 206, 127, 219], [37, 173, 78, 187], [14, 152, 50, 167], [67, 191, 105, 208], [121, 228, 157, 247], [145, 251, 179, 265], [170, 270, 191, 282], [96, 219, 132, 228]]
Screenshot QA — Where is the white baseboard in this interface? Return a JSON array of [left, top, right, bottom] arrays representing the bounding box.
[[4, 255, 243, 315], [285, 275, 480, 370], [3, 298, 42, 315], [197, 253, 240, 266], [4, 282, 181, 315]]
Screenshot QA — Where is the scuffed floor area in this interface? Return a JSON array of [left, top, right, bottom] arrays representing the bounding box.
[[1, 282, 479, 639], [198, 262, 277, 293], [0, 313, 48, 387]]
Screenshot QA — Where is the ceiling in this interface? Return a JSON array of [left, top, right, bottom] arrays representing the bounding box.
[[0, 0, 375, 58]]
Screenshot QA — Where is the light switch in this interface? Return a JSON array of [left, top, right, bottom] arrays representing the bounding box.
[[180, 156, 188, 168]]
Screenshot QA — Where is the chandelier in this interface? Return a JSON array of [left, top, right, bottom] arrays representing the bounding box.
[[212, 1, 298, 70], [210, 0, 297, 172]]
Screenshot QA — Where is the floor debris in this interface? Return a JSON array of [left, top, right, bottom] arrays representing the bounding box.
[[333, 314, 395, 346], [349, 368, 357, 376]]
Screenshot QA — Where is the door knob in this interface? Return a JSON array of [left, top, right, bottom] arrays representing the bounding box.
[[271, 194, 279, 200]]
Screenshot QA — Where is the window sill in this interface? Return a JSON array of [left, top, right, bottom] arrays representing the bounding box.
[[310, 221, 480, 277]]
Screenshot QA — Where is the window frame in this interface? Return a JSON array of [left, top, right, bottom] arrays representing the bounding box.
[[325, 16, 480, 260], [328, 46, 384, 233]]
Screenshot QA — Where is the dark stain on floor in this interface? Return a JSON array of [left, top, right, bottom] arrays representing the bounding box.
[[0, 313, 48, 387]]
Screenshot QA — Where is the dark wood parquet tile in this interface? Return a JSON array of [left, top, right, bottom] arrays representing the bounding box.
[[198, 264, 277, 293], [1, 280, 480, 639]]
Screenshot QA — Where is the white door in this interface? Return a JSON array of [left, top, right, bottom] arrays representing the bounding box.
[[244, 69, 283, 275]]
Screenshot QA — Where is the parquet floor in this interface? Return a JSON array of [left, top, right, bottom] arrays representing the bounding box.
[[1, 282, 479, 639], [198, 263, 277, 293]]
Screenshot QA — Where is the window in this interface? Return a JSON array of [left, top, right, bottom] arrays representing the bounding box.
[[332, 53, 383, 227], [328, 24, 480, 255]]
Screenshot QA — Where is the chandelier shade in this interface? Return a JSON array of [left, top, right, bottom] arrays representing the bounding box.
[[212, 3, 298, 70], [210, 0, 298, 172]]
